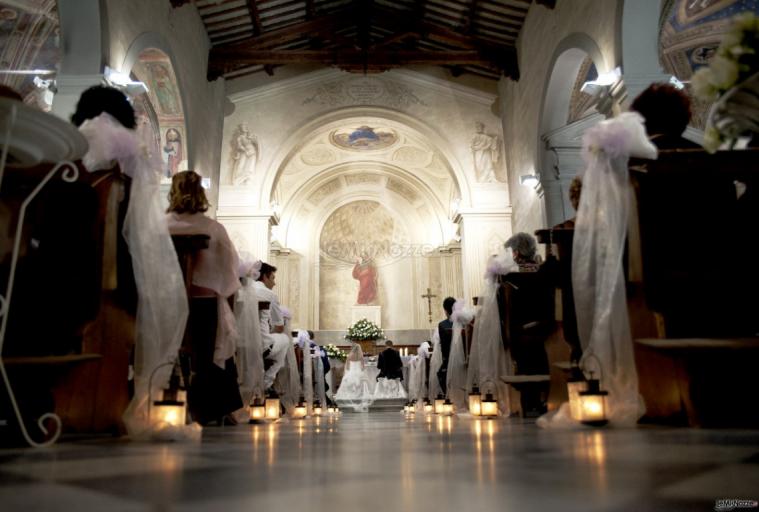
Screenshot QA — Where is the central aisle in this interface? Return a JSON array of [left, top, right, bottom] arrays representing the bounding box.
[[0, 412, 758, 511]]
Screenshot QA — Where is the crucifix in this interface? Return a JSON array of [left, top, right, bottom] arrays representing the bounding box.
[[421, 287, 437, 324]]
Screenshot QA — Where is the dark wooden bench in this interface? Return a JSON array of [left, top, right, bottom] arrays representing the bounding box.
[[627, 149, 759, 427], [0, 162, 136, 444]]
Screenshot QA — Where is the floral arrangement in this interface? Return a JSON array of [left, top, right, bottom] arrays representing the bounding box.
[[692, 12, 759, 151], [344, 318, 384, 342], [324, 344, 347, 362]]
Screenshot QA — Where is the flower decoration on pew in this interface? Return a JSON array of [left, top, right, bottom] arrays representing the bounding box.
[[691, 12, 759, 151], [344, 318, 384, 342]]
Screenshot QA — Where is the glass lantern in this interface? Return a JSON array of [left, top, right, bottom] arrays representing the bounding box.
[[566, 365, 586, 421], [151, 365, 186, 427], [152, 395, 186, 427], [313, 400, 323, 416], [434, 394, 446, 415], [480, 392, 498, 417], [468, 385, 482, 416], [442, 398, 454, 416], [265, 391, 281, 420], [294, 397, 308, 418], [578, 379, 608, 426], [249, 397, 266, 423]]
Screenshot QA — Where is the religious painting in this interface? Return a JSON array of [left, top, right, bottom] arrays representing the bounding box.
[[330, 125, 397, 150], [319, 201, 412, 330], [144, 61, 182, 116]]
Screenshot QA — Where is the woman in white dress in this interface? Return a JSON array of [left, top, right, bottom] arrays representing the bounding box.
[[334, 343, 374, 412]]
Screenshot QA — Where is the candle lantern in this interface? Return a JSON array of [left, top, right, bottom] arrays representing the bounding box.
[[294, 397, 308, 418], [249, 397, 266, 423], [468, 385, 482, 416], [408, 401, 416, 415], [265, 390, 281, 420], [578, 378, 609, 426], [566, 365, 586, 421], [313, 400, 323, 416], [480, 392, 498, 418], [151, 364, 186, 427], [442, 398, 455, 416], [434, 394, 446, 415], [423, 399, 434, 414]]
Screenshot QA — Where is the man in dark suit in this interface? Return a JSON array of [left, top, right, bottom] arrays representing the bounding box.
[[377, 340, 403, 381], [436, 297, 456, 394]]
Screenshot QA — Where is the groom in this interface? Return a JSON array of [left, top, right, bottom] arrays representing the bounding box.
[[377, 340, 403, 381]]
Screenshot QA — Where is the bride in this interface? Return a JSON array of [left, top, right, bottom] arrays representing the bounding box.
[[334, 343, 374, 412]]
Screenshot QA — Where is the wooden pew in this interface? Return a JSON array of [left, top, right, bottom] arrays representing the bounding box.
[[497, 269, 556, 416], [628, 149, 759, 427], [0, 162, 136, 443]]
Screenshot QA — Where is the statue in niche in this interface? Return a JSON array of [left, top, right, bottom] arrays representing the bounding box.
[[470, 121, 501, 182], [230, 123, 259, 185], [352, 253, 378, 305]]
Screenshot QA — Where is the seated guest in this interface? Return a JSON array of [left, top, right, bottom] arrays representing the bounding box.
[[630, 83, 701, 150], [272, 307, 301, 413], [254, 263, 290, 390], [377, 340, 403, 381], [166, 170, 242, 425], [504, 232, 542, 272]]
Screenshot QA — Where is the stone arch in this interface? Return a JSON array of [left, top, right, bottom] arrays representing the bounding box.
[[536, 33, 608, 226], [260, 106, 471, 210]]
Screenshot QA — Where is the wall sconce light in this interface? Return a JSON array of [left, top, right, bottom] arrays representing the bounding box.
[[581, 66, 622, 96], [104, 66, 149, 97], [520, 174, 540, 188]]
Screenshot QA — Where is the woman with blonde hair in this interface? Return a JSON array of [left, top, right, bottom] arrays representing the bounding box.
[[167, 170, 243, 425]]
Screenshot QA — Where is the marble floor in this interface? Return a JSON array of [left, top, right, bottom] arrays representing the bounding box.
[[0, 412, 758, 511]]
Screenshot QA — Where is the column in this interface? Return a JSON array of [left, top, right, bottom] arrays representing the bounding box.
[[51, 0, 105, 120], [458, 208, 513, 302]]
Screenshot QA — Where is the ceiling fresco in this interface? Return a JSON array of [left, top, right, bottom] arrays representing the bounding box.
[[660, 0, 759, 128]]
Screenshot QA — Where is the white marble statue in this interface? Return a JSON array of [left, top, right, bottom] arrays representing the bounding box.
[[471, 121, 500, 182], [230, 123, 259, 186]]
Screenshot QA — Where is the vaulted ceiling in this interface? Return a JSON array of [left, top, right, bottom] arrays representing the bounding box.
[[179, 0, 556, 81]]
